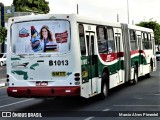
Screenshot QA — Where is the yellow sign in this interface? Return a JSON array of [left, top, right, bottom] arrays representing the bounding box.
[[52, 71, 66, 77], [82, 71, 88, 78]]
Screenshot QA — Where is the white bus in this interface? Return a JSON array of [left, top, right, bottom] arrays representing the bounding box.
[[6, 14, 156, 99]]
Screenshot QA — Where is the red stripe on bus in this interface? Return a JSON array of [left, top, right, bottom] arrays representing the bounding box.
[[130, 50, 146, 57], [7, 86, 80, 98], [119, 52, 124, 57], [139, 50, 146, 57], [99, 52, 124, 62], [100, 53, 117, 62], [130, 50, 139, 55]]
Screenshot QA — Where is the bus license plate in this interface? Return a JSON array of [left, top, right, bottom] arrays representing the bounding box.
[[52, 71, 66, 77], [36, 81, 48, 86]]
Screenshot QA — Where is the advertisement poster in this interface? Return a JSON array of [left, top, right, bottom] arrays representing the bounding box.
[[11, 20, 70, 54]]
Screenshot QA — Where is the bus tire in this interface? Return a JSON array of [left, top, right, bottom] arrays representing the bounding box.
[[145, 63, 152, 78], [99, 73, 108, 100], [133, 67, 138, 85], [145, 72, 151, 78]]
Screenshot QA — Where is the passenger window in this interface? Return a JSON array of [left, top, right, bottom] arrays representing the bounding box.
[[130, 30, 137, 50], [97, 26, 107, 53], [79, 24, 86, 55], [97, 26, 115, 53], [107, 27, 115, 53], [142, 32, 152, 49], [137, 35, 141, 50]]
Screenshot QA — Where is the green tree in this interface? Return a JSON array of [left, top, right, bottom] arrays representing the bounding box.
[[136, 21, 160, 44], [0, 26, 7, 43], [13, 0, 50, 14]]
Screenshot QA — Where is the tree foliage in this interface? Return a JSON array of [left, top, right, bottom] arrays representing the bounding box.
[[13, 0, 50, 14], [0, 27, 7, 43], [136, 21, 160, 44]]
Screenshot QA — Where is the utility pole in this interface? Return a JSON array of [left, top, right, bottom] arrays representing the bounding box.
[[127, 0, 129, 24], [77, 4, 79, 14], [0, 2, 4, 27], [0, 2, 5, 53], [117, 14, 119, 22]]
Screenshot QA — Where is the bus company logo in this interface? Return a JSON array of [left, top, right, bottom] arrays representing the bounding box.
[[2, 112, 11, 117], [19, 28, 29, 37], [106, 55, 113, 62]]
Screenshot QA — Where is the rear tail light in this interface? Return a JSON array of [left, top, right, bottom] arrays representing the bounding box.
[[74, 73, 80, 76], [74, 73, 80, 81], [75, 78, 80, 81], [6, 74, 9, 86]]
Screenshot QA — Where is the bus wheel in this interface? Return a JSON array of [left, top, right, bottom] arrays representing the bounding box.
[[133, 68, 138, 85], [99, 73, 108, 100], [145, 64, 152, 78]]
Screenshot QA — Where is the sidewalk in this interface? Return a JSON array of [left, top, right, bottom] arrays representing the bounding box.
[[0, 78, 6, 87]]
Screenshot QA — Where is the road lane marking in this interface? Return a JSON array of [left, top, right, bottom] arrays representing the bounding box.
[[84, 117, 94, 120], [135, 97, 143, 100], [102, 108, 110, 111], [114, 105, 160, 107], [84, 108, 110, 120], [0, 98, 34, 108], [154, 94, 160, 96]]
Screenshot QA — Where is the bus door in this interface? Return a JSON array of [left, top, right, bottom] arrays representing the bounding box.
[[137, 35, 143, 75], [115, 33, 123, 83], [85, 31, 98, 95]]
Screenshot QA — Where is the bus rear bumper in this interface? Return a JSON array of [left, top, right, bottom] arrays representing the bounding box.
[[7, 86, 80, 98]]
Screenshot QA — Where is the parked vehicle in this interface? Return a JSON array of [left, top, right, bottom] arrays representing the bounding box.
[[0, 54, 6, 66]]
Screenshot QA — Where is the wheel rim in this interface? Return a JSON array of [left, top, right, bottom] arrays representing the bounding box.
[[103, 83, 107, 97], [134, 71, 138, 83]]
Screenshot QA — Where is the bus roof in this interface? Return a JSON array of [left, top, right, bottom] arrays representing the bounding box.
[[8, 14, 153, 32], [76, 15, 121, 27], [128, 24, 153, 33]]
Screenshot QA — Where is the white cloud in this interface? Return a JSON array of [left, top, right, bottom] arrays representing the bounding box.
[[0, 0, 12, 6]]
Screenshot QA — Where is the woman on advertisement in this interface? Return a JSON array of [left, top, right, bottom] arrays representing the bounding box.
[[39, 25, 58, 52]]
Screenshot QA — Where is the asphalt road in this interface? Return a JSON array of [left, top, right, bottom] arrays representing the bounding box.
[[0, 62, 160, 120], [0, 66, 6, 79]]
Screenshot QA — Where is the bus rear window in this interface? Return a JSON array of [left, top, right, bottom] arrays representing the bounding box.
[[11, 20, 70, 54]]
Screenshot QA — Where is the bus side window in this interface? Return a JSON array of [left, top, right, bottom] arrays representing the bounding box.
[[137, 35, 141, 50], [115, 33, 120, 53], [79, 24, 86, 55], [148, 33, 152, 49], [130, 30, 137, 51], [96, 26, 107, 53], [107, 27, 115, 53], [142, 32, 151, 50]]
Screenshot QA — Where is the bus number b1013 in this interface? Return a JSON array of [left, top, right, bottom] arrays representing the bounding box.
[[49, 60, 69, 66]]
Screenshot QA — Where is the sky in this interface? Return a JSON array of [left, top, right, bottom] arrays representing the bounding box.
[[1, 0, 160, 24]]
